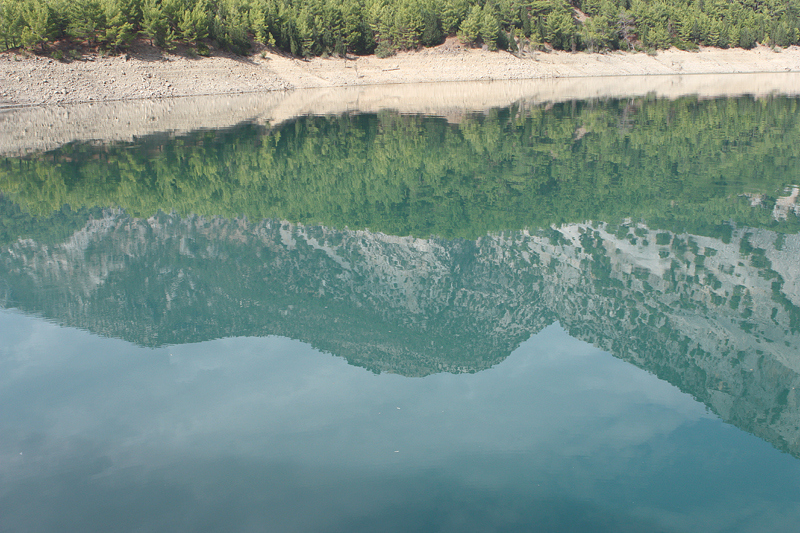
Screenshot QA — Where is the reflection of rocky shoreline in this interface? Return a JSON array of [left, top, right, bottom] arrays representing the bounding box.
[[6, 72, 800, 157], [747, 186, 800, 221], [2, 210, 799, 455]]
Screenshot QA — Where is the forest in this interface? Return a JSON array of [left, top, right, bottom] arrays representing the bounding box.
[[2, 95, 799, 242], [1, 0, 800, 57]]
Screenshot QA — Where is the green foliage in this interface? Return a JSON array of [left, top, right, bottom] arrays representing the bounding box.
[[3, 0, 799, 54], [211, 0, 250, 54], [179, 0, 210, 44], [103, 0, 137, 48], [441, 0, 468, 34], [21, 0, 56, 51], [0, 0, 26, 50], [458, 4, 481, 45], [141, 0, 169, 46], [420, 4, 442, 45], [580, 1, 617, 51], [546, 10, 575, 49], [480, 4, 499, 50], [67, 0, 106, 45]]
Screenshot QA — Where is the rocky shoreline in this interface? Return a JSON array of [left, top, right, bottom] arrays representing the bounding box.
[[3, 39, 800, 107]]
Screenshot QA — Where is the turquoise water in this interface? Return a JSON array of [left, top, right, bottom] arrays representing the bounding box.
[[1, 95, 800, 532]]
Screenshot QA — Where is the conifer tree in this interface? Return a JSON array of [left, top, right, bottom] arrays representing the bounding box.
[[68, 0, 106, 45], [459, 4, 481, 45], [104, 0, 137, 49], [141, 0, 168, 46], [480, 7, 499, 50], [22, 0, 58, 51], [1, 0, 26, 49]]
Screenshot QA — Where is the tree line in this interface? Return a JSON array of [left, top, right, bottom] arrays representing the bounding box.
[[1, 0, 799, 57]]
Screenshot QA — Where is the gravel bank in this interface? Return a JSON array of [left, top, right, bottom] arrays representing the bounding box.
[[3, 39, 800, 107]]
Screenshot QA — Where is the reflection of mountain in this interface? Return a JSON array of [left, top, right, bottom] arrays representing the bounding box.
[[3, 95, 800, 459], [2, 211, 799, 455]]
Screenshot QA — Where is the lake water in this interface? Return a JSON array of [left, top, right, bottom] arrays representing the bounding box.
[[2, 93, 800, 532]]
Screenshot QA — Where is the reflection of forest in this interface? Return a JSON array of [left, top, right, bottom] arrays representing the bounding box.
[[2, 96, 800, 242], [1, 96, 800, 457], [1, 211, 799, 457]]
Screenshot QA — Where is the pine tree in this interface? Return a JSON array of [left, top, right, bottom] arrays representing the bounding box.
[[21, 0, 55, 51], [141, 0, 168, 46], [0, 0, 26, 50], [68, 0, 107, 45], [459, 4, 481, 45], [341, 0, 365, 53], [481, 7, 499, 50], [442, 0, 468, 35], [179, 0, 209, 44], [104, 0, 137, 50]]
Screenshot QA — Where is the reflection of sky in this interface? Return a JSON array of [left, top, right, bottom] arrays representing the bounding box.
[[2, 309, 800, 533]]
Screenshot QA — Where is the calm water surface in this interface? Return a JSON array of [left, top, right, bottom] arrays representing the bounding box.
[[1, 95, 800, 532]]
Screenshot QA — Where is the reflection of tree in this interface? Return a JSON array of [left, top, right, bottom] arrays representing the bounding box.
[[2, 96, 800, 242], [2, 96, 800, 459]]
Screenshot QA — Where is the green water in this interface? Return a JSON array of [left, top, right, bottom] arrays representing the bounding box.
[[1, 94, 800, 532]]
